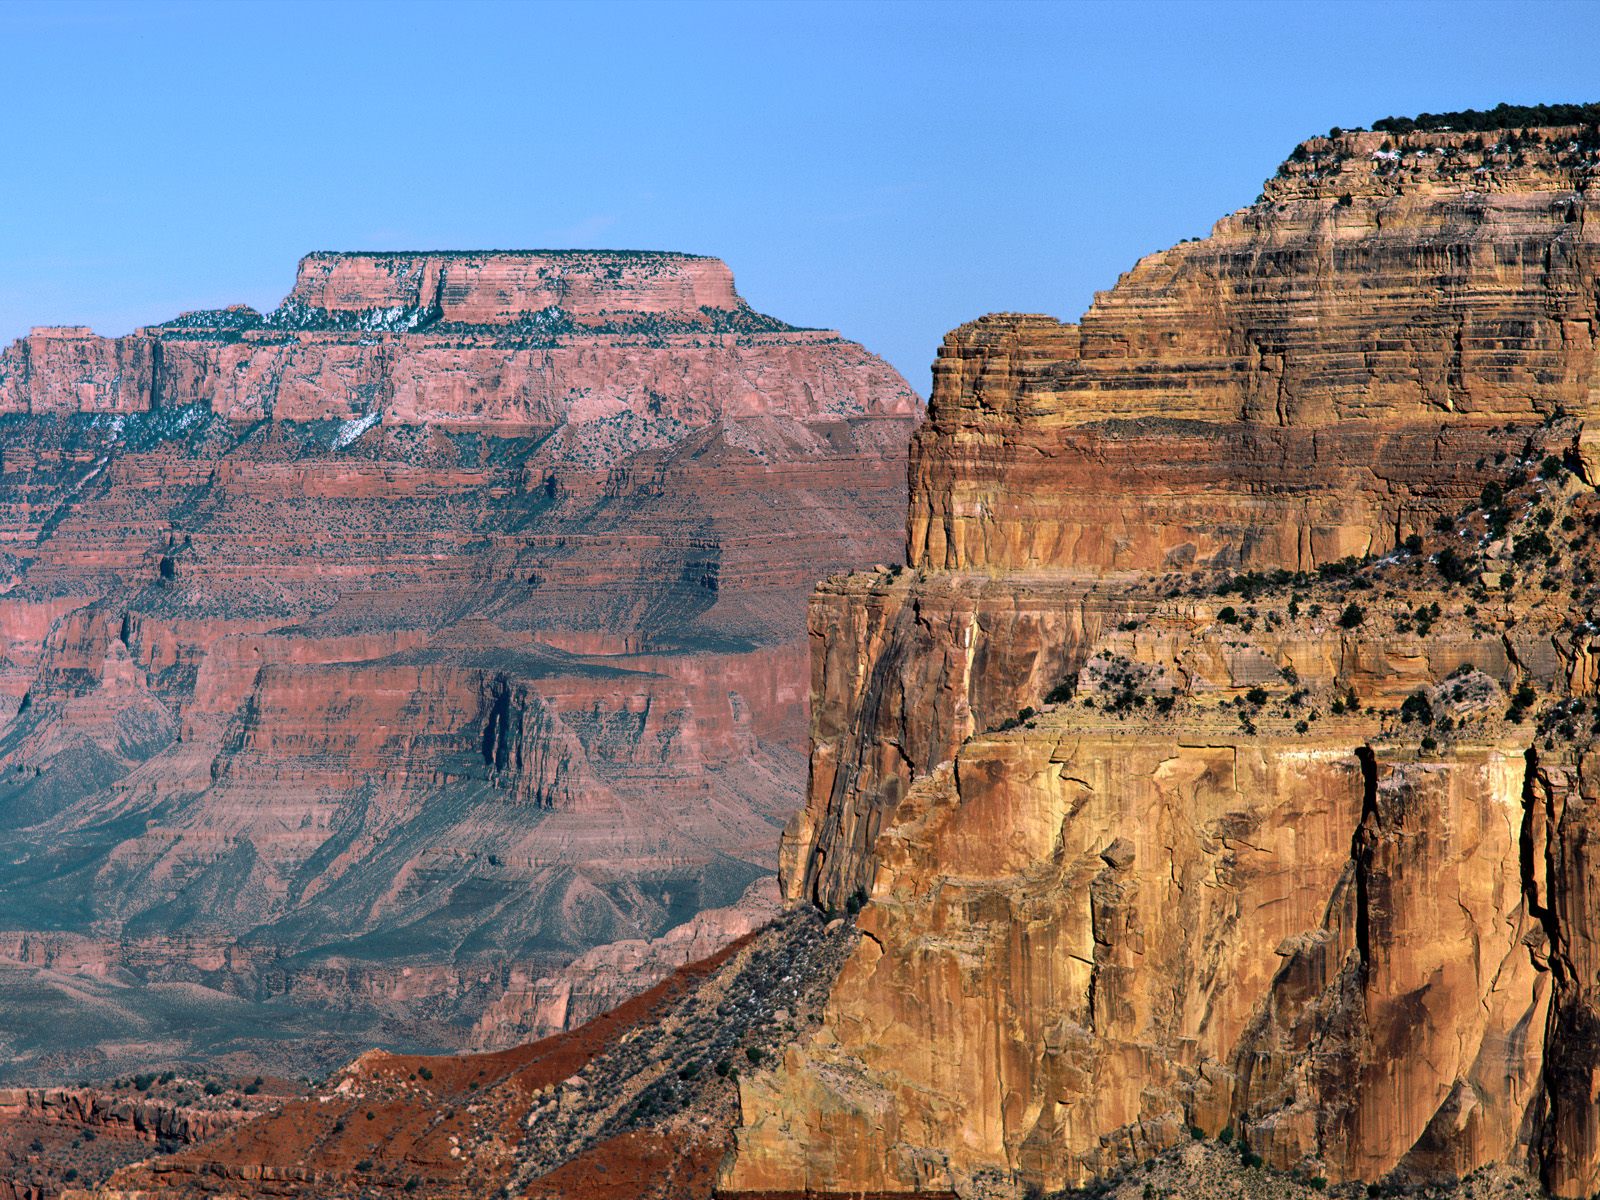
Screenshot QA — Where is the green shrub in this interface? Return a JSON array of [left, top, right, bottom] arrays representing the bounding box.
[[1400, 692, 1433, 724]]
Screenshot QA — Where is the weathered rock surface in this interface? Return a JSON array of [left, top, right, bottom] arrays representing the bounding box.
[[466, 877, 782, 1051], [81, 907, 857, 1200], [0, 1075, 289, 1200], [724, 125, 1600, 1196], [0, 251, 918, 1079]]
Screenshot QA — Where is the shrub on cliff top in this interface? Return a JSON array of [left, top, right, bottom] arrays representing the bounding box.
[[1371, 102, 1600, 134]]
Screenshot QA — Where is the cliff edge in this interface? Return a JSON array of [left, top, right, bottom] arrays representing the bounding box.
[[725, 114, 1600, 1197]]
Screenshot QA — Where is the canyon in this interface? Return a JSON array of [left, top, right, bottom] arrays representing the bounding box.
[[18, 112, 1600, 1200], [0, 250, 919, 1081]]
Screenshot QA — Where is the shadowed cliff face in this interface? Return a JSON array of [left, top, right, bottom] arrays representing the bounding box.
[[0, 251, 919, 1081], [723, 128, 1600, 1197]]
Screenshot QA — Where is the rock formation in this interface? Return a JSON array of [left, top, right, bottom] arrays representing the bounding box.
[[721, 122, 1600, 1196], [466, 877, 782, 1052], [0, 1075, 286, 1199], [83, 907, 857, 1200], [0, 250, 918, 1079]]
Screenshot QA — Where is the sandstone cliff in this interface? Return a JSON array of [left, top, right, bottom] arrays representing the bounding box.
[[723, 122, 1600, 1197], [0, 251, 918, 1079]]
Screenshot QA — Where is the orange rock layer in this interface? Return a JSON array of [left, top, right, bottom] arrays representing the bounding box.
[[726, 125, 1600, 1196]]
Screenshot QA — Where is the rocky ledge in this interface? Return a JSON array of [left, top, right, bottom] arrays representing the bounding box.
[[724, 114, 1600, 1198]]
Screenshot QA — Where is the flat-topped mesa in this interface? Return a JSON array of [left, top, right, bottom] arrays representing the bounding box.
[[0, 250, 918, 428], [282, 249, 747, 328], [910, 121, 1600, 575]]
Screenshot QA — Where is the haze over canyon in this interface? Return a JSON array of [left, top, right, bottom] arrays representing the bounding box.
[[0, 250, 919, 1080], [6, 97, 1600, 1200]]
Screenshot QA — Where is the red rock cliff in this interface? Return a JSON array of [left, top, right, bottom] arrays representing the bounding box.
[[0, 251, 919, 1081]]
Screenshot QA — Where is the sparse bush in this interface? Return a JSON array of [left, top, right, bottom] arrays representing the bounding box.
[[1338, 603, 1365, 629], [1436, 547, 1471, 584], [1400, 692, 1433, 724]]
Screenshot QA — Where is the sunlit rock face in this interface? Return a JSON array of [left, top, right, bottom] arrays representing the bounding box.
[[0, 250, 919, 1079], [725, 126, 1600, 1197]]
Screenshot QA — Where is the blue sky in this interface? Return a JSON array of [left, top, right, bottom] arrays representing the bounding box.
[[3, 0, 1597, 391]]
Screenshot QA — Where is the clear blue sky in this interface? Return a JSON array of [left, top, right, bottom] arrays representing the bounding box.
[[3, 0, 1597, 392]]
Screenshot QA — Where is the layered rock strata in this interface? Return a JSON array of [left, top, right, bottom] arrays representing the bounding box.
[[724, 125, 1600, 1196], [0, 251, 918, 1078]]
